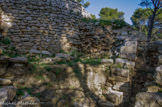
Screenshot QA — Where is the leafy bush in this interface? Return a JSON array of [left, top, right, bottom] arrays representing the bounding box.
[[112, 20, 128, 29], [0, 37, 11, 44], [81, 18, 128, 29]]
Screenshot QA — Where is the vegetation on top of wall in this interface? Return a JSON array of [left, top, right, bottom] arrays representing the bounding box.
[[81, 18, 129, 29]]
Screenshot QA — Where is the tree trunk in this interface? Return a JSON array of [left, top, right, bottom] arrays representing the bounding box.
[[147, 8, 157, 41]]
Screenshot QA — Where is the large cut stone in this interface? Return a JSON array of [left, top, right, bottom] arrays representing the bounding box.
[[111, 68, 129, 77], [135, 92, 162, 107], [119, 40, 137, 61], [106, 88, 123, 106], [113, 82, 129, 92], [86, 66, 107, 95]]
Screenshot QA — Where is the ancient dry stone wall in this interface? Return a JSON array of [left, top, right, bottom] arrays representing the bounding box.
[[0, 0, 84, 53]]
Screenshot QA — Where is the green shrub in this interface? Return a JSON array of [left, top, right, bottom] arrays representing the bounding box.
[[16, 87, 33, 96], [99, 20, 112, 26], [80, 58, 101, 65], [0, 37, 11, 44], [44, 66, 52, 72], [112, 20, 128, 29]]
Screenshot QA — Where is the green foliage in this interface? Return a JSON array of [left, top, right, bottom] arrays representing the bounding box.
[[131, 8, 151, 28], [16, 87, 33, 96], [80, 58, 101, 65], [99, 7, 124, 21], [99, 20, 112, 26], [77, 0, 90, 8], [113, 20, 128, 29], [0, 37, 11, 45], [81, 18, 128, 29], [112, 63, 123, 68], [139, 0, 162, 41], [28, 55, 41, 63], [2, 46, 19, 58], [131, 8, 162, 39], [90, 14, 96, 19], [83, 1, 90, 8], [69, 49, 82, 58], [55, 67, 64, 76], [44, 66, 53, 72], [159, 88, 162, 93]]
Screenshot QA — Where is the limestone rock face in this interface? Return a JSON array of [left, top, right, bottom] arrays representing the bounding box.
[[135, 92, 162, 107], [16, 96, 40, 107], [154, 65, 162, 86], [86, 66, 107, 95]]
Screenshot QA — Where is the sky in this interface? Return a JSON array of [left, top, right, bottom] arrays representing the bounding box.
[[85, 0, 141, 24]]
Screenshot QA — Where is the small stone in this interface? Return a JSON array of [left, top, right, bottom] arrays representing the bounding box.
[[113, 82, 129, 92], [106, 82, 113, 87], [146, 86, 159, 92], [112, 68, 129, 77], [12, 64, 25, 75], [121, 31, 128, 36], [41, 51, 52, 56], [13, 64, 24, 69], [9, 57, 28, 64], [30, 49, 41, 54], [0, 78, 12, 85], [99, 101, 115, 107], [101, 59, 113, 64], [0, 68, 6, 76], [55, 53, 71, 61]]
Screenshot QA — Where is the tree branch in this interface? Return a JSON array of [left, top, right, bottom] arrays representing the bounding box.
[[151, 0, 156, 8]]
